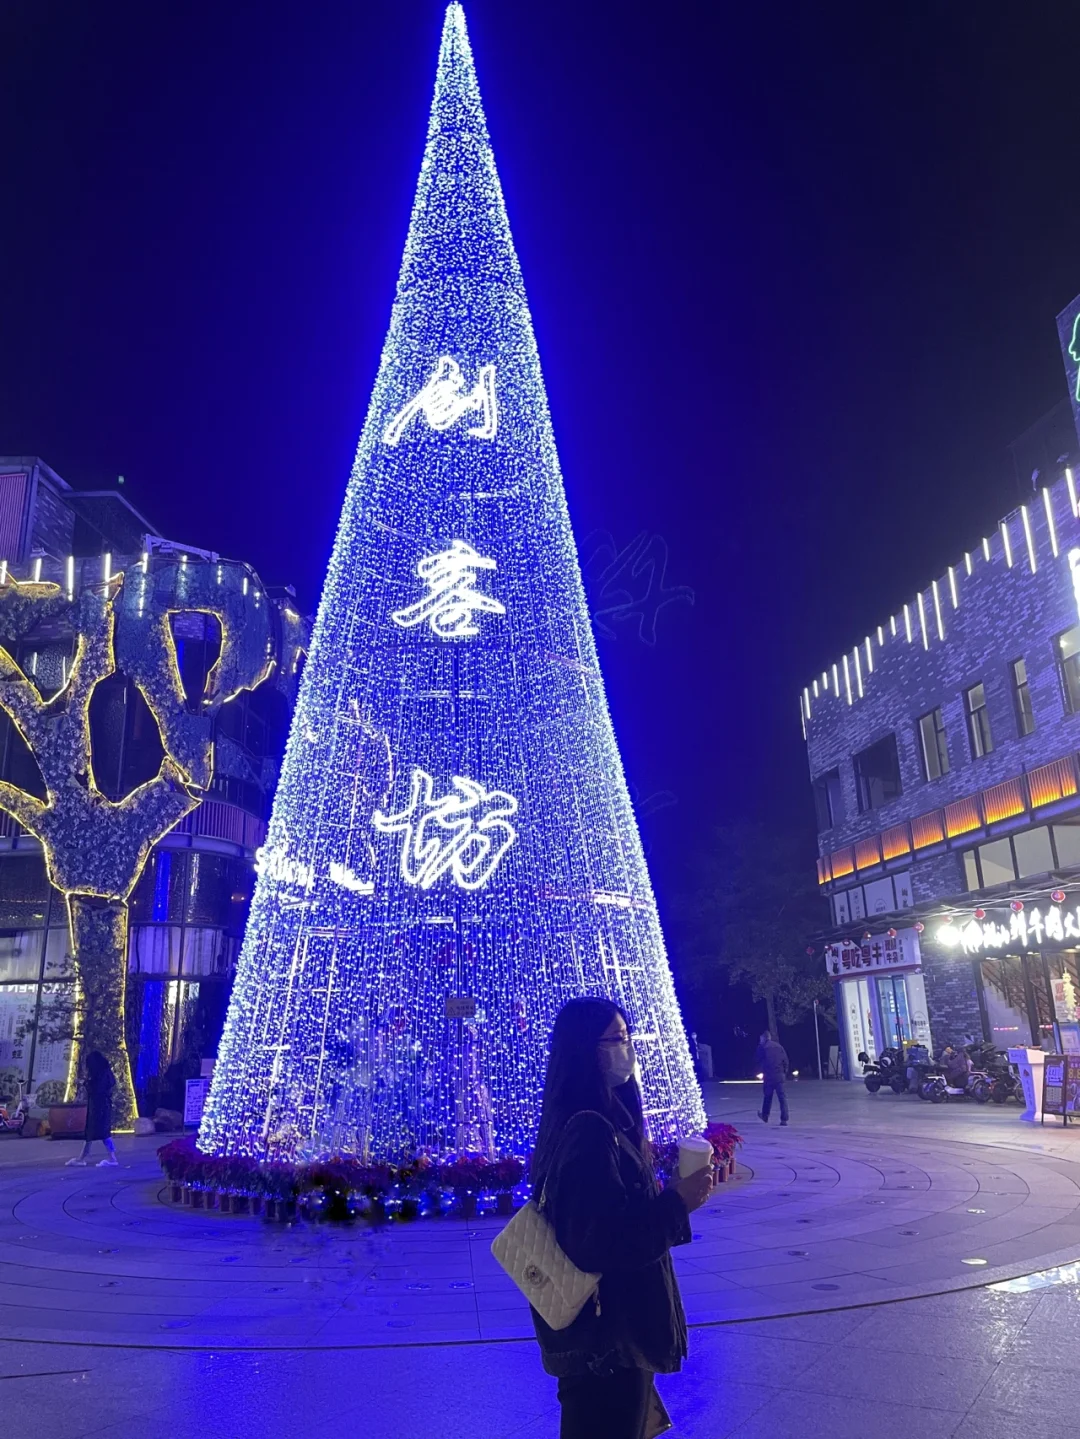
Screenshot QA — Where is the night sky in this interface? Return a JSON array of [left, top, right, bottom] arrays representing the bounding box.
[[4, 1, 1080, 951]]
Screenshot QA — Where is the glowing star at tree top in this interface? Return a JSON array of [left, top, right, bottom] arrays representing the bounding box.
[[391, 540, 505, 638], [373, 768, 517, 891], [383, 356, 498, 446]]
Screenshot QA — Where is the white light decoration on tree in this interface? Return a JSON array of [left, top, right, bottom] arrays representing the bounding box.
[[374, 767, 518, 891], [383, 356, 498, 446], [199, 2, 704, 1162], [390, 539, 505, 638]]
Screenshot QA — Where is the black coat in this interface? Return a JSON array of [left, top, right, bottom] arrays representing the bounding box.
[[85, 1068, 115, 1140], [530, 1108, 691, 1378], [756, 1039, 789, 1084]]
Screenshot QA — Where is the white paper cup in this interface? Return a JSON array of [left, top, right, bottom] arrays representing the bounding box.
[[678, 1135, 713, 1178]]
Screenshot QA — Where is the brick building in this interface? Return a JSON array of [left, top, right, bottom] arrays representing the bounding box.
[[804, 294, 1080, 1076], [0, 459, 304, 1113]]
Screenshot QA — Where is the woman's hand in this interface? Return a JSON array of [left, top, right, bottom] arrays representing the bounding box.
[[673, 1166, 713, 1212]]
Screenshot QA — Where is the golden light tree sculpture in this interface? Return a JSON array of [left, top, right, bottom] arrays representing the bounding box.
[[0, 557, 290, 1128]]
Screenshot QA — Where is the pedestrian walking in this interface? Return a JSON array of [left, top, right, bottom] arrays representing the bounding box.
[[756, 1029, 790, 1126], [65, 1051, 119, 1166], [529, 997, 713, 1439]]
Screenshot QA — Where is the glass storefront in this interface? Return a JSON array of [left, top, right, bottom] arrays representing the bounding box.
[[0, 847, 252, 1110], [839, 968, 931, 1072], [978, 949, 1080, 1053]]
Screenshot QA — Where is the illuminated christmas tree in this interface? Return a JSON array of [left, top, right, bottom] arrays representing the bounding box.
[[199, 3, 704, 1162]]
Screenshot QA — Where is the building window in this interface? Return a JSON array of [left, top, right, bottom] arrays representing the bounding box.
[[978, 837, 1015, 886], [965, 682, 994, 758], [1013, 827, 1054, 878], [812, 767, 843, 830], [853, 734, 902, 813], [1059, 624, 1080, 714], [1011, 658, 1035, 736], [1054, 822, 1080, 870], [962, 850, 979, 891], [917, 708, 949, 781]]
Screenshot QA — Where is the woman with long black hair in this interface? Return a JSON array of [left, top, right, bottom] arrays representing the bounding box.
[[530, 997, 712, 1439]]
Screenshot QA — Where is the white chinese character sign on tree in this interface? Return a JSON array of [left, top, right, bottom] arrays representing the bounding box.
[[199, 3, 705, 1163]]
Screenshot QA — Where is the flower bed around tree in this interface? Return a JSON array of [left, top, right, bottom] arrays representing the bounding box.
[[157, 1137, 527, 1221], [158, 1121, 744, 1223]]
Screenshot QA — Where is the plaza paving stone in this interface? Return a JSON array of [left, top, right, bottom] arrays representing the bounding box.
[[5, 1081, 1080, 1434]]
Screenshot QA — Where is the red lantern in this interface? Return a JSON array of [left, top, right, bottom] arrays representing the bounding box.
[[1011, 900, 1024, 913], [1052, 889, 1066, 905], [914, 921, 924, 933], [805, 946, 816, 955], [974, 908, 985, 920], [862, 931, 871, 941], [887, 928, 897, 939]]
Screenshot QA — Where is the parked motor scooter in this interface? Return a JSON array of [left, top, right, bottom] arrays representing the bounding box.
[[920, 1046, 986, 1103], [858, 1047, 908, 1093]]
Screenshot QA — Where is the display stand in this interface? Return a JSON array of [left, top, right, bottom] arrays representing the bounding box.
[[1009, 1047, 1046, 1123]]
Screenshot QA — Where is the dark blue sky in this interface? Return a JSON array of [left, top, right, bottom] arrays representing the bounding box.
[[3, 0, 1080, 876]]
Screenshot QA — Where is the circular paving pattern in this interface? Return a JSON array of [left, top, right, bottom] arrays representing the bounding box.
[[4, 1120, 1080, 1349]]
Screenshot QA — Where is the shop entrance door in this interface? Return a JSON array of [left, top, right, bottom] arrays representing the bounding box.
[[877, 974, 913, 1049]]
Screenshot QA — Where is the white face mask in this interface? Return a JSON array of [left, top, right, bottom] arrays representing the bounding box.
[[598, 1037, 636, 1087]]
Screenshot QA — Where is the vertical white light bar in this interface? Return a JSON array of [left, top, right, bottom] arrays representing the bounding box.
[[947, 565, 958, 608], [916, 592, 929, 649], [903, 604, 913, 643], [964, 551, 973, 575], [865, 636, 874, 672], [1068, 467, 1079, 518], [0, 561, 8, 586], [1020, 504, 1036, 572], [853, 647, 864, 698], [832, 662, 840, 693], [65, 555, 74, 599], [1044, 487, 1060, 557], [931, 579, 945, 640], [1000, 521, 1013, 568], [822, 670, 828, 690], [877, 624, 885, 645], [813, 678, 819, 697], [890, 615, 898, 637], [102, 552, 111, 584], [803, 686, 811, 716], [32, 557, 42, 583], [842, 654, 852, 705]]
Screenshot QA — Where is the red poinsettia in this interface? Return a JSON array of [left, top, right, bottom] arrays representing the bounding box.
[[704, 1122, 743, 1162]]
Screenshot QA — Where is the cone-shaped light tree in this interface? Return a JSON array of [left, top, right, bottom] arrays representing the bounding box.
[[199, 3, 705, 1162]]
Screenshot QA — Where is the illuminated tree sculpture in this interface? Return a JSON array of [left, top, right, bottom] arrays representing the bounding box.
[[0, 559, 281, 1127], [199, 3, 705, 1164]]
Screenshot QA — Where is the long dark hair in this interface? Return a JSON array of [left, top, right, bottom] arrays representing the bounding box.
[[530, 997, 646, 1191]]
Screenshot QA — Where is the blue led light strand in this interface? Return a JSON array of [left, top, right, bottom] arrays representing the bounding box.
[[198, 3, 704, 1163]]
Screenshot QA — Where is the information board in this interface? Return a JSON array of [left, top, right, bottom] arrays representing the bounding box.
[[1041, 1054, 1080, 1125], [184, 1077, 211, 1126]]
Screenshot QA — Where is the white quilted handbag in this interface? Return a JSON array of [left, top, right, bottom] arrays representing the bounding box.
[[490, 1191, 600, 1330]]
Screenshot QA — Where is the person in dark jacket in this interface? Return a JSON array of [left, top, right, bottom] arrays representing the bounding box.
[[756, 1030, 790, 1126], [530, 997, 713, 1439], [65, 1051, 119, 1167]]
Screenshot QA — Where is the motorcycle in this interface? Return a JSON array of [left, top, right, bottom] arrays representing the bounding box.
[[0, 1084, 30, 1135], [969, 1048, 1023, 1105], [858, 1047, 909, 1094]]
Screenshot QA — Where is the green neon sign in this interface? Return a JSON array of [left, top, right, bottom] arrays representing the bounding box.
[[1070, 313, 1080, 402]]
